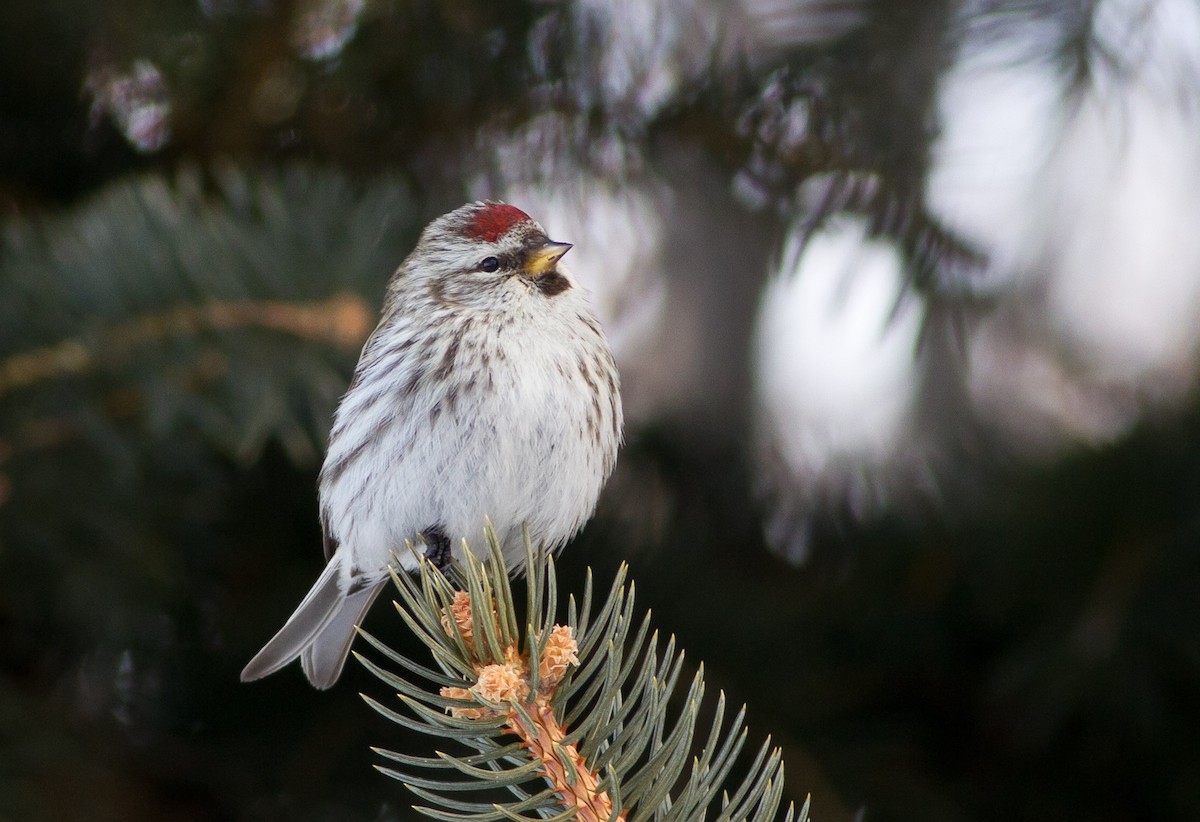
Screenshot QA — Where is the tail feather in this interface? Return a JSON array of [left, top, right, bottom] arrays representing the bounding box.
[[241, 550, 385, 689], [301, 582, 385, 689]]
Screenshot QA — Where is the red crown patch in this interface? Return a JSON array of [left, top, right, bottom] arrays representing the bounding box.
[[467, 203, 532, 242]]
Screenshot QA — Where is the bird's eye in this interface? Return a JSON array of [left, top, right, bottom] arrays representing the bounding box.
[[480, 256, 500, 273]]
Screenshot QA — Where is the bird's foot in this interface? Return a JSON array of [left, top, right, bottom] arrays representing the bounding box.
[[422, 527, 453, 570]]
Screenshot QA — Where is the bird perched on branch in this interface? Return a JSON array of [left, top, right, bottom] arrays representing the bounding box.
[[242, 201, 623, 688]]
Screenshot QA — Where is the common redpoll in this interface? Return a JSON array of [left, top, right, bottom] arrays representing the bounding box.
[[241, 201, 623, 689]]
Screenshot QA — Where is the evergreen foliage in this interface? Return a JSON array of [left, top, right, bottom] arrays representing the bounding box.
[[359, 529, 807, 822], [0, 166, 417, 682], [1, 166, 415, 465]]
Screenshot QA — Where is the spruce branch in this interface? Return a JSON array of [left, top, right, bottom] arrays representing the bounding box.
[[0, 166, 417, 467], [356, 528, 809, 822], [0, 293, 371, 397]]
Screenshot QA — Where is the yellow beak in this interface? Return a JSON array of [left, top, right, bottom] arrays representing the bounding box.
[[523, 241, 573, 278]]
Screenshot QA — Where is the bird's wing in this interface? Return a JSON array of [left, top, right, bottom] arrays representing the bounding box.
[[321, 508, 338, 562]]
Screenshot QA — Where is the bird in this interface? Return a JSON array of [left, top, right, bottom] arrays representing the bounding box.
[[240, 201, 623, 689]]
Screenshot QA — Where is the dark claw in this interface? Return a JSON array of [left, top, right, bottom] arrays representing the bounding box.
[[422, 527, 453, 570]]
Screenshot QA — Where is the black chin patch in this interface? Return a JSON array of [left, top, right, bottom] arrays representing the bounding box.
[[536, 271, 571, 297]]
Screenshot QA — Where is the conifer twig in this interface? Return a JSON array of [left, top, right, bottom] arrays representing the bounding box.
[[439, 590, 623, 820], [0, 293, 371, 396], [359, 529, 803, 822]]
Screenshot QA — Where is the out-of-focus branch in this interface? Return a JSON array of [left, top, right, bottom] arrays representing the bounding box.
[[0, 293, 372, 397]]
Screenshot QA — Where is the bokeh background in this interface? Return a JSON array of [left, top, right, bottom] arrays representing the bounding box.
[[3, 0, 1200, 819]]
